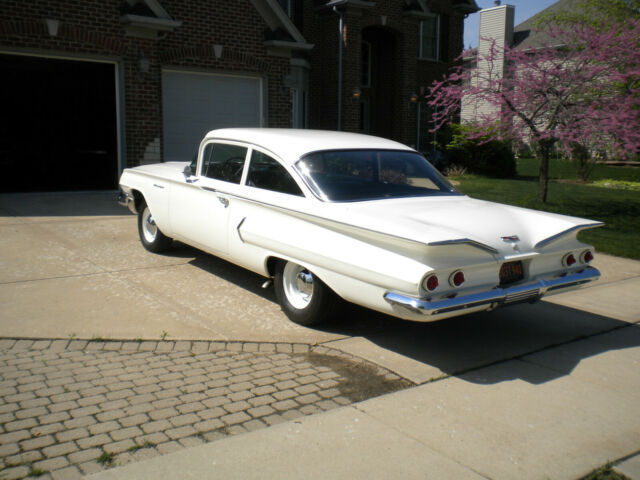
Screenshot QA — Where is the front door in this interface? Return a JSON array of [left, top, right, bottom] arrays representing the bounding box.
[[361, 27, 397, 140], [169, 142, 248, 254]]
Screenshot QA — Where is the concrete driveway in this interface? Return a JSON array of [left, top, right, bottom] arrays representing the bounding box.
[[1, 191, 638, 376], [1, 191, 639, 479]]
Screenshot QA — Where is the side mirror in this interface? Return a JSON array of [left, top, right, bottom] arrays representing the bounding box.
[[183, 164, 198, 183], [183, 164, 195, 177]]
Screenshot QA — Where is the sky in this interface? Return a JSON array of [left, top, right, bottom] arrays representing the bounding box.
[[463, 0, 558, 49]]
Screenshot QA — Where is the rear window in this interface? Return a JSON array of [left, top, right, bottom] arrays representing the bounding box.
[[295, 150, 458, 202]]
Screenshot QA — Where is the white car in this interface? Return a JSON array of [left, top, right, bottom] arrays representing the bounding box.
[[118, 128, 602, 326]]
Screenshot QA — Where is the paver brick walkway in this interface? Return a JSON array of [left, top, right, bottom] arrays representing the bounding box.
[[0, 339, 410, 479]]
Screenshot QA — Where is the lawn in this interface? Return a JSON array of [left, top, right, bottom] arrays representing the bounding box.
[[452, 158, 640, 260], [517, 157, 640, 183]]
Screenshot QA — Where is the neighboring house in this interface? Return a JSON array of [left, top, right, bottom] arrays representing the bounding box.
[[461, 0, 576, 123], [0, 0, 477, 192]]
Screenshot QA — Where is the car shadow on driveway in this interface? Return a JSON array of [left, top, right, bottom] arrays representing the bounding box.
[[179, 247, 639, 386], [325, 302, 639, 385]]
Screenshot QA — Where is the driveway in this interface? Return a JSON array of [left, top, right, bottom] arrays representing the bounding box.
[[1, 191, 639, 479]]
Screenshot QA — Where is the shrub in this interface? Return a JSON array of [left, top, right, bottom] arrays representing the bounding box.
[[439, 124, 517, 178]]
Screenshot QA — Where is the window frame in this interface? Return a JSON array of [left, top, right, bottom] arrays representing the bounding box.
[[198, 140, 250, 185], [277, 0, 292, 17], [418, 15, 440, 61], [244, 147, 306, 197]]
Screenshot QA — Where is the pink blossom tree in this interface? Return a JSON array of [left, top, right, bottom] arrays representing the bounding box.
[[428, 20, 640, 202]]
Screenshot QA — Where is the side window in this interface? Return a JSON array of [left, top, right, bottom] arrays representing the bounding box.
[[202, 143, 247, 184], [246, 150, 304, 197]]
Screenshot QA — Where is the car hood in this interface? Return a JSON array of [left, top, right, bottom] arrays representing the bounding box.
[[322, 195, 601, 257]]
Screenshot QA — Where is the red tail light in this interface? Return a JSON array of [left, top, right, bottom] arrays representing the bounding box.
[[562, 253, 576, 267], [580, 250, 594, 264], [449, 270, 465, 287], [424, 274, 439, 291]]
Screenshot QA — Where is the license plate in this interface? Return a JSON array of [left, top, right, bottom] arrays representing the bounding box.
[[500, 261, 524, 285]]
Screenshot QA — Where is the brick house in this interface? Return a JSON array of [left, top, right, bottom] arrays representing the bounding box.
[[0, 0, 478, 192]]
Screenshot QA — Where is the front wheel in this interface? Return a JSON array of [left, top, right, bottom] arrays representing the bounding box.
[[274, 261, 339, 326], [138, 205, 173, 253]]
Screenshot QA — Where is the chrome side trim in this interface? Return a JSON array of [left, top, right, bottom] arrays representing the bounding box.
[[534, 223, 605, 248], [127, 168, 484, 253], [384, 266, 600, 316], [236, 217, 246, 243], [428, 238, 499, 255]]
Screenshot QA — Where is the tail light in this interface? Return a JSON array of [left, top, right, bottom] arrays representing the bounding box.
[[423, 274, 439, 292], [580, 250, 594, 264], [562, 253, 576, 267], [449, 270, 465, 287]]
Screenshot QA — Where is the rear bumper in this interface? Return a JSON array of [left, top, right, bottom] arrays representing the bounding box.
[[383, 266, 600, 317]]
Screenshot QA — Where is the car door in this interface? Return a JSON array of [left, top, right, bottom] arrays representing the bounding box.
[[169, 141, 248, 255]]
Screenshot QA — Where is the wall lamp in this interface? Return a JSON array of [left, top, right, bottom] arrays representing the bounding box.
[[137, 53, 150, 81], [44, 19, 60, 37]]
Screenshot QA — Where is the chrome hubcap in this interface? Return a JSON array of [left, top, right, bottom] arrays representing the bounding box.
[[282, 263, 314, 309], [142, 208, 158, 243]]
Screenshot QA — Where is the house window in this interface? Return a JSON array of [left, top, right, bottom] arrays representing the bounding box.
[[277, 0, 291, 16], [361, 41, 371, 87], [419, 16, 439, 61]]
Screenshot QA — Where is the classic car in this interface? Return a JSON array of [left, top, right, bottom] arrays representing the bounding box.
[[118, 128, 602, 326]]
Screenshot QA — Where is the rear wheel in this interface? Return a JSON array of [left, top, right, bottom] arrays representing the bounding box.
[[138, 204, 173, 253], [274, 261, 339, 326]]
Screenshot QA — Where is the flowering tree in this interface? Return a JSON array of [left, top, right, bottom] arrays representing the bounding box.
[[428, 20, 640, 202]]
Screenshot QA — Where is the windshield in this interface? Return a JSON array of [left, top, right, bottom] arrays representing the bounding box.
[[295, 149, 459, 202]]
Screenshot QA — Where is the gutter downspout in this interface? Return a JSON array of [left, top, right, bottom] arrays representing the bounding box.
[[330, 1, 347, 131]]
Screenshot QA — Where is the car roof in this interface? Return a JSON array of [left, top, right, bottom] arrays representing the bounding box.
[[202, 128, 415, 164]]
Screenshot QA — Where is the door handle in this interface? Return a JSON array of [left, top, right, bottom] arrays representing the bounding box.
[[218, 196, 229, 208]]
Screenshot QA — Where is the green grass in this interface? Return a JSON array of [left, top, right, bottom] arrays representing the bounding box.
[[580, 463, 631, 480], [517, 157, 640, 182], [27, 468, 48, 478], [96, 451, 114, 466], [127, 440, 155, 453], [453, 159, 640, 260]]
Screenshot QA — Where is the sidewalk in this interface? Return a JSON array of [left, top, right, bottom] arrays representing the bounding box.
[[87, 255, 640, 480]]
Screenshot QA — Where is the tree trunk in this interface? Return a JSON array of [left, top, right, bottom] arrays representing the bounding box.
[[536, 140, 552, 203]]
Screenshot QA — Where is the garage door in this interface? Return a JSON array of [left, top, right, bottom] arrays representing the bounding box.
[[162, 71, 262, 163], [0, 54, 118, 192]]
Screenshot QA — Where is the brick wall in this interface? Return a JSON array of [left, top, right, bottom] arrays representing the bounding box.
[[0, 0, 467, 172], [0, 0, 290, 169], [302, 0, 466, 147]]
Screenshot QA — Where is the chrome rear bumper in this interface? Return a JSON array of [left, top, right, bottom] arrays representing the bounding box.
[[384, 267, 600, 316]]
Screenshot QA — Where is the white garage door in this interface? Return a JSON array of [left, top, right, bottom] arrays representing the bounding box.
[[162, 70, 263, 162]]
